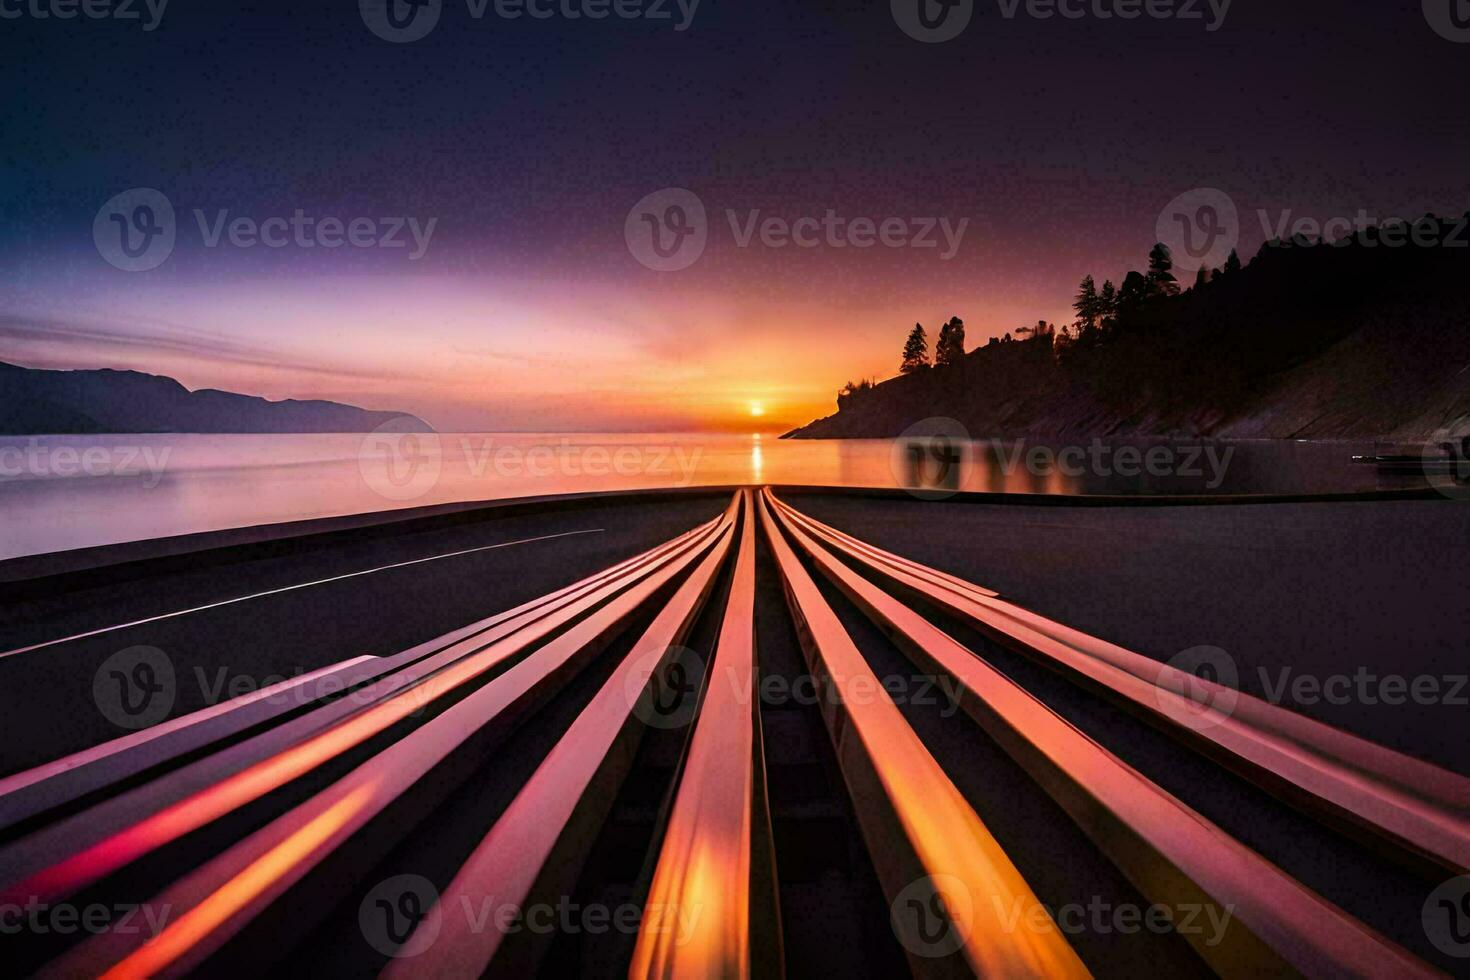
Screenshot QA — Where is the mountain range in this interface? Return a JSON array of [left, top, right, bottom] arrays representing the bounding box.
[[0, 361, 431, 434]]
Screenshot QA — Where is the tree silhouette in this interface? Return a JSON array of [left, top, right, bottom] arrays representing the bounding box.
[[1223, 248, 1242, 276], [836, 378, 875, 411], [935, 316, 966, 366], [1147, 242, 1180, 297], [1116, 270, 1148, 328], [1098, 279, 1118, 331], [1194, 266, 1209, 289], [900, 323, 930, 373], [1073, 275, 1099, 330]]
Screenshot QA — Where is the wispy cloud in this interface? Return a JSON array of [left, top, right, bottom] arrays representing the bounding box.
[[0, 312, 419, 385]]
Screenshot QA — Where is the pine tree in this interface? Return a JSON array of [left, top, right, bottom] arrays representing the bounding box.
[[900, 323, 930, 373], [1073, 275, 1099, 330], [1223, 248, 1242, 276], [1098, 279, 1118, 330], [1146, 242, 1179, 297], [1194, 266, 1209, 289], [935, 316, 966, 366]]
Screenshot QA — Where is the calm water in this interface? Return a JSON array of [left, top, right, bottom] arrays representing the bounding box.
[[0, 432, 1422, 560]]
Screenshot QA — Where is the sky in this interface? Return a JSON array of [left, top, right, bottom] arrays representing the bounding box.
[[1, 0, 1467, 432]]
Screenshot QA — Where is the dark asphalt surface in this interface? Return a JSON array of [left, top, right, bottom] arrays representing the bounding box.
[[788, 493, 1470, 971], [0, 493, 730, 777], [789, 493, 1470, 776], [1, 490, 1465, 975]]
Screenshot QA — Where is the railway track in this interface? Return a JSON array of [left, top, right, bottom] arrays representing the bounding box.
[[1, 488, 1465, 977]]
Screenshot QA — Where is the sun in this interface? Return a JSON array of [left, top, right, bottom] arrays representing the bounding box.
[[749, 401, 766, 418]]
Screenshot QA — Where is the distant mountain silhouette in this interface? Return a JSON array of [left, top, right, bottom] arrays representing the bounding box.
[[0, 362, 432, 434], [788, 214, 1470, 442]]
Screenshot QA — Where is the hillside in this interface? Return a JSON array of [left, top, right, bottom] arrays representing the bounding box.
[[787, 217, 1470, 442], [0, 362, 432, 434]]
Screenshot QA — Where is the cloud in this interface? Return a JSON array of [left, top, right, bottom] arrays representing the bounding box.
[[0, 312, 418, 385]]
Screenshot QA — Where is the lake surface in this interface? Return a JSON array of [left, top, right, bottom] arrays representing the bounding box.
[[0, 432, 1429, 560]]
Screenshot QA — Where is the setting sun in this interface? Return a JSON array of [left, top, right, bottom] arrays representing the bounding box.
[[749, 401, 766, 418]]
